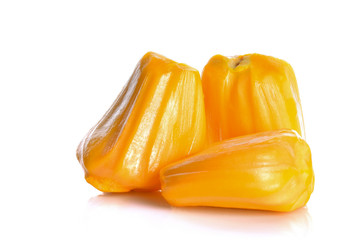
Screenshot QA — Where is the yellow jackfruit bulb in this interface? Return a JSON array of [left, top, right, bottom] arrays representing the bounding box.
[[77, 52, 207, 192], [160, 129, 314, 212], [202, 54, 305, 143]]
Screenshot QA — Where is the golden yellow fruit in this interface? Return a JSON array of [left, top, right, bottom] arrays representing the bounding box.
[[160, 129, 314, 212], [77, 52, 207, 192], [202, 54, 305, 143]]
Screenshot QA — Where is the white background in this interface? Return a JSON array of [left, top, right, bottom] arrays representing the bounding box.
[[1, 1, 363, 239]]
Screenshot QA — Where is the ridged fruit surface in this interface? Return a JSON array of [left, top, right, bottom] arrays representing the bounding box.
[[202, 54, 305, 143], [160, 129, 314, 212], [77, 52, 206, 192]]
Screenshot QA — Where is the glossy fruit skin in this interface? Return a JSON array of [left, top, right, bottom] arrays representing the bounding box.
[[202, 54, 305, 143], [77, 52, 207, 192], [160, 129, 314, 212]]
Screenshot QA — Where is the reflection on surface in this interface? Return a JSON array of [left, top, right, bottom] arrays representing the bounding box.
[[88, 191, 171, 209], [87, 191, 311, 238], [171, 203, 311, 237]]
